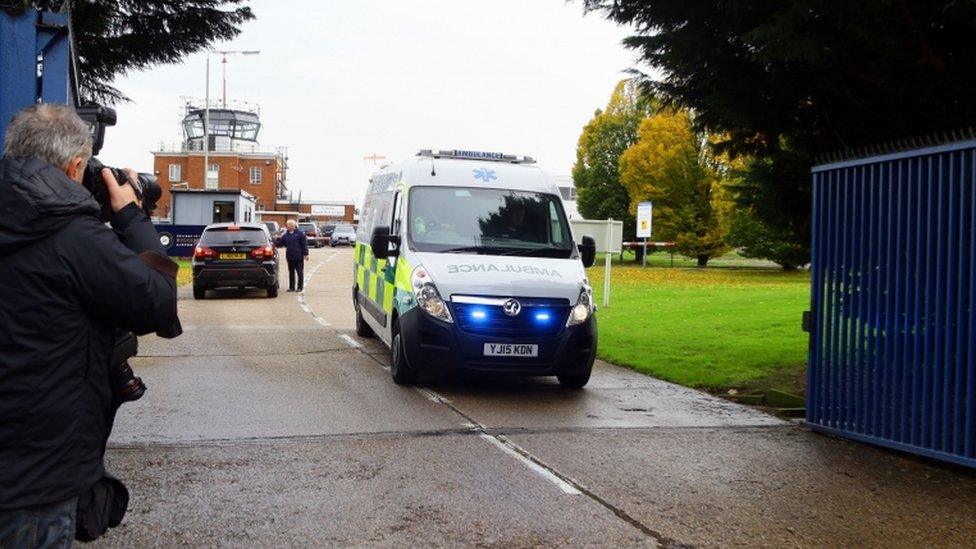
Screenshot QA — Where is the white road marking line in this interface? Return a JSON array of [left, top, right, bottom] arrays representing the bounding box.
[[294, 261, 328, 327], [339, 334, 362, 349], [325, 252, 339, 263], [479, 434, 581, 495]]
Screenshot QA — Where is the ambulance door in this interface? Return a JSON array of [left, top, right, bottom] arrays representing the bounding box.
[[357, 191, 393, 341], [379, 190, 404, 341]]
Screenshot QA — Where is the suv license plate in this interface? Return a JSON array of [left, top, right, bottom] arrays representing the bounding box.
[[484, 343, 538, 357], [220, 253, 246, 260]]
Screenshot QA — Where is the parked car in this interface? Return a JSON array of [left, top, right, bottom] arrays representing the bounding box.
[[263, 221, 280, 236], [330, 224, 356, 247], [299, 222, 322, 248], [192, 223, 279, 299], [318, 224, 336, 245]]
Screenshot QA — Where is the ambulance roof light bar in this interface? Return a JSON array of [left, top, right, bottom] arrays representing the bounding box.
[[416, 149, 536, 164]]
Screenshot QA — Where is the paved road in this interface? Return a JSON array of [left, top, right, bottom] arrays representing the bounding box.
[[99, 247, 976, 547]]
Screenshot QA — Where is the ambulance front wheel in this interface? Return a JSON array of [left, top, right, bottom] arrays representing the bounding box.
[[390, 322, 417, 385], [557, 368, 591, 389]]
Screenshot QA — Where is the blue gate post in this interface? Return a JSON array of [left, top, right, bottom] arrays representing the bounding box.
[[807, 140, 976, 468], [0, 7, 76, 138]]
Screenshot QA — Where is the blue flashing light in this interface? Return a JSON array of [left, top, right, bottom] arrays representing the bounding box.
[[471, 309, 487, 320], [534, 312, 551, 322]]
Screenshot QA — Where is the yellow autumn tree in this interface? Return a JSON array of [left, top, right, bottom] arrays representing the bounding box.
[[619, 108, 730, 267]]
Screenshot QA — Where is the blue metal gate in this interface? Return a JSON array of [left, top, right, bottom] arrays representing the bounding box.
[[1, 7, 77, 137], [808, 140, 976, 468]]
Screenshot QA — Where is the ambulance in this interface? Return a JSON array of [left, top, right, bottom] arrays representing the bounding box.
[[353, 150, 597, 387]]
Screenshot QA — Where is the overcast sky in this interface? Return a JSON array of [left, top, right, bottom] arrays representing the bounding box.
[[99, 0, 638, 205]]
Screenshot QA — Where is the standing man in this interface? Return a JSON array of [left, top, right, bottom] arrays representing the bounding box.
[[277, 219, 309, 292], [0, 104, 179, 546]]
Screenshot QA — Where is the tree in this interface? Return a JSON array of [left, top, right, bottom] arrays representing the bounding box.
[[32, 1, 255, 103], [725, 210, 808, 272], [580, 0, 976, 266], [724, 157, 810, 271], [619, 108, 729, 266], [572, 80, 654, 239]]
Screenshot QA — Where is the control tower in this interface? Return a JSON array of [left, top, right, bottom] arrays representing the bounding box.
[[181, 99, 262, 153], [151, 98, 288, 221]]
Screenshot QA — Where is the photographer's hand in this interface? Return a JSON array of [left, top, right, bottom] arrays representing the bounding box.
[[102, 168, 142, 212]]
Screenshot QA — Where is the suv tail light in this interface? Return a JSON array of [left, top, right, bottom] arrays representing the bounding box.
[[194, 246, 216, 259], [250, 245, 275, 259]]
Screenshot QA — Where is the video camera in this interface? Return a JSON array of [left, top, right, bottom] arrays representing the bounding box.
[[77, 105, 181, 404], [77, 105, 162, 223]]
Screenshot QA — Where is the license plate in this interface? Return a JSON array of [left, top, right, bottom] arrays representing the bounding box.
[[484, 343, 538, 357], [220, 253, 246, 260]]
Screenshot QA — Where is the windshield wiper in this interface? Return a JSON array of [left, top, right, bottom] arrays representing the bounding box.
[[439, 245, 568, 257], [498, 248, 568, 257], [440, 246, 494, 254]]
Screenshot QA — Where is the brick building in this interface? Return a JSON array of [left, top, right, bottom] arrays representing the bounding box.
[[153, 150, 287, 219]]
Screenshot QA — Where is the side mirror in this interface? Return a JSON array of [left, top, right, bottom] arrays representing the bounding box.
[[370, 225, 399, 259], [578, 235, 596, 268]]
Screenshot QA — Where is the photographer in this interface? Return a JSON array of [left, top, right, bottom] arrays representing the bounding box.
[[0, 104, 178, 547]]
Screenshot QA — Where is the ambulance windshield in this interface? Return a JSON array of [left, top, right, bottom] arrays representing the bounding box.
[[407, 187, 574, 258]]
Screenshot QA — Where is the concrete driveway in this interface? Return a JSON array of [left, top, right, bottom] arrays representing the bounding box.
[[98, 247, 976, 547]]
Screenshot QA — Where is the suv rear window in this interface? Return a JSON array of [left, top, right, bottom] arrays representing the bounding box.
[[201, 228, 268, 246]]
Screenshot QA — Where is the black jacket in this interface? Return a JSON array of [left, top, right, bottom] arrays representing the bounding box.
[[0, 157, 178, 509], [276, 229, 308, 261]]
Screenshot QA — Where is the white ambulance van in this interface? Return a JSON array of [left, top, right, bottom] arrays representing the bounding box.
[[354, 150, 597, 387]]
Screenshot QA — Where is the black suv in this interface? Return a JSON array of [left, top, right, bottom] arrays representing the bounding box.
[[192, 223, 280, 299]]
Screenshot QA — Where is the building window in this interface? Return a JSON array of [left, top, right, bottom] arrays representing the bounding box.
[[206, 163, 219, 190], [168, 164, 181, 182], [212, 200, 234, 223], [249, 166, 262, 185]]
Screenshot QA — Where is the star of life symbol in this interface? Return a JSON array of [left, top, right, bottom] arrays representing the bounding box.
[[473, 168, 497, 182]]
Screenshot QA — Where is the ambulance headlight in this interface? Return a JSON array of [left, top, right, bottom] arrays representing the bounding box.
[[566, 282, 593, 327], [411, 267, 453, 323]]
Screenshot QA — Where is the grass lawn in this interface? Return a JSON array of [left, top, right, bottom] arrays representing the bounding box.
[[586, 252, 810, 395], [175, 258, 192, 287]]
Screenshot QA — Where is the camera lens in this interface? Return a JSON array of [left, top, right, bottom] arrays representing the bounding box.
[[115, 361, 147, 402], [138, 174, 161, 211]]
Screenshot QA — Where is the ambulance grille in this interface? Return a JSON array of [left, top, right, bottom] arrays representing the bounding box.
[[452, 297, 570, 338]]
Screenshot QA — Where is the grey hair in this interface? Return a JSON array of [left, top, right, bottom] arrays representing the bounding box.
[[2, 104, 93, 168]]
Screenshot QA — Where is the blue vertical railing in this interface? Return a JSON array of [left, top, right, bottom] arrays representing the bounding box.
[[808, 141, 976, 468]]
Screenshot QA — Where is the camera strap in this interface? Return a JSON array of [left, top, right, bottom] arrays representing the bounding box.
[[138, 251, 178, 278]]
